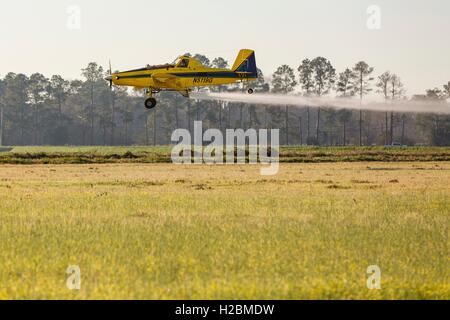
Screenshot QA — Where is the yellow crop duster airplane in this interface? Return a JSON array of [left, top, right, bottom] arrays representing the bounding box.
[[105, 49, 258, 109]]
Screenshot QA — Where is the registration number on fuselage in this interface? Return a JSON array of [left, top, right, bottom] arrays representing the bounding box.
[[193, 77, 213, 84]]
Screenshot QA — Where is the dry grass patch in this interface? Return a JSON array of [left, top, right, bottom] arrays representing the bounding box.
[[0, 162, 448, 299]]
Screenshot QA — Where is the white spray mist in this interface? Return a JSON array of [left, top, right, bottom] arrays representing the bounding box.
[[191, 92, 450, 115]]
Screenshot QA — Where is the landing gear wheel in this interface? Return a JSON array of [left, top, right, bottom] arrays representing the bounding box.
[[247, 88, 254, 94], [144, 98, 157, 109]]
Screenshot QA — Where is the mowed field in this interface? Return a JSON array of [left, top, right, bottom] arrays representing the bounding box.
[[1, 146, 450, 164], [0, 158, 448, 300]]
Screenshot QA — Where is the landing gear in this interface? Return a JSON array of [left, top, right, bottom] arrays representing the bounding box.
[[144, 88, 158, 109], [144, 97, 157, 109], [247, 88, 254, 94], [180, 89, 191, 98]]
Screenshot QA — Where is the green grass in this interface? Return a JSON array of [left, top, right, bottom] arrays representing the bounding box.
[[0, 146, 449, 164], [5, 146, 171, 154], [0, 162, 448, 299]]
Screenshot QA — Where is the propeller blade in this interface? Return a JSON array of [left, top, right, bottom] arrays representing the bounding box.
[[108, 60, 113, 88], [104, 75, 113, 88]]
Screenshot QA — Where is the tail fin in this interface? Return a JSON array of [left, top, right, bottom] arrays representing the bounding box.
[[232, 49, 257, 78]]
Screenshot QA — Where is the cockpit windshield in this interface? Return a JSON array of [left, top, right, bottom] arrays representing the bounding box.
[[174, 57, 190, 68]]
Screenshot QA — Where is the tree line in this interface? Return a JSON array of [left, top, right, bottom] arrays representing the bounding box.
[[0, 54, 449, 146]]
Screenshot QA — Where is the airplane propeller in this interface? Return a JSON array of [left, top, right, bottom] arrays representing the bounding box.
[[105, 60, 113, 88]]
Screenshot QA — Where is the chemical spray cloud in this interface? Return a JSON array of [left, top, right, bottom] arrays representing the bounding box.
[[191, 92, 450, 115]]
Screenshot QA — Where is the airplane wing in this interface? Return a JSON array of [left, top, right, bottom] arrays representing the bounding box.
[[152, 73, 183, 90], [152, 73, 177, 82], [152, 73, 190, 97]]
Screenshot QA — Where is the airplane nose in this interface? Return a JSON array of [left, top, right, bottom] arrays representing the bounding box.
[[105, 75, 112, 81]]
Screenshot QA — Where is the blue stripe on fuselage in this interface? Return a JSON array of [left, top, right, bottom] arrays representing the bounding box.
[[170, 72, 242, 78], [116, 71, 254, 80]]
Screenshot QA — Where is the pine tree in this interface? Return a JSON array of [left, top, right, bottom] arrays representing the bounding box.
[[81, 62, 104, 145], [352, 61, 374, 145], [389, 74, 405, 144], [272, 65, 297, 145], [337, 68, 355, 97], [376, 71, 392, 144]]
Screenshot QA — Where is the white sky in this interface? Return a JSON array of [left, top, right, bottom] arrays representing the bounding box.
[[1, 0, 449, 95]]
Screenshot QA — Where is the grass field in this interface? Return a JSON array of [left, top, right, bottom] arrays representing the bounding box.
[[0, 161, 448, 299], [1, 146, 450, 164]]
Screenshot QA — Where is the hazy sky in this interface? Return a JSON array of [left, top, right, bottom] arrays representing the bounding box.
[[1, 0, 449, 95]]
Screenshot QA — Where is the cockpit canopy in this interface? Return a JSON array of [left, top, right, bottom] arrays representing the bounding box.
[[175, 57, 190, 68], [140, 56, 205, 71], [173, 56, 204, 69]]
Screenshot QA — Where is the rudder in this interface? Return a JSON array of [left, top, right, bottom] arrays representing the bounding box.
[[232, 49, 257, 78]]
